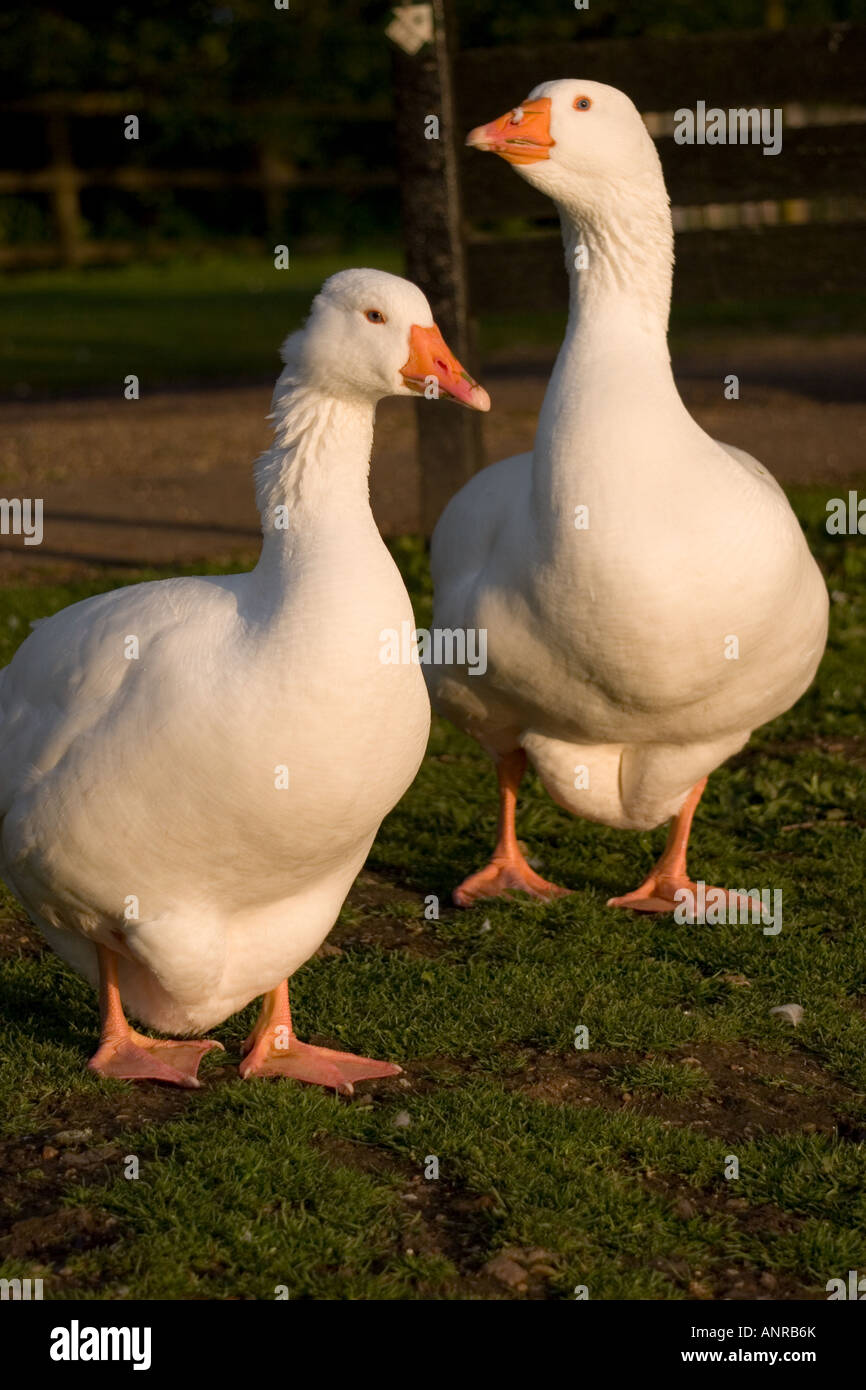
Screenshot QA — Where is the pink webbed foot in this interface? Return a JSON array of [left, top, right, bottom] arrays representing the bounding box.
[[88, 1032, 224, 1089], [607, 778, 762, 920], [608, 874, 762, 918], [239, 979, 401, 1093], [454, 748, 570, 906], [239, 1032, 401, 1094], [453, 857, 570, 907]]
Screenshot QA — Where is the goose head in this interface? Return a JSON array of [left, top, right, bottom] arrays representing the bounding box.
[[466, 79, 665, 212], [280, 268, 490, 411]]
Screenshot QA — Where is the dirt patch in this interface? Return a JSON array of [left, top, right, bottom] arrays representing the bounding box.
[[396, 1051, 837, 1300], [509, 1041, 863, 1143], [324, 870, 441, 959], [733, 734, 866, 772], [318, 1122, 574, 1299], [1, 1207, 120, 1263], [634, 1166, 824, 1301], [320, 1061, 827, 1301], [0, 913, 42, 960], [1, 341, 864, 575], [0, 1083, 195, 1283], [315, 1130, 519, 1298]]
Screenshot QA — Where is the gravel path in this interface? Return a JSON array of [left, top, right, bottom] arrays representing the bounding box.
[[2, 336, 864, 576]]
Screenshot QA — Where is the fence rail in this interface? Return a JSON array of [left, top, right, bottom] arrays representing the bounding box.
[[0, 92, 395, 268]]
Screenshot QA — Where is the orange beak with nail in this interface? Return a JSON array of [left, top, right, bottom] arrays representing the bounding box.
[[400, 323, 490, 411], [465, 97, 554, 165]]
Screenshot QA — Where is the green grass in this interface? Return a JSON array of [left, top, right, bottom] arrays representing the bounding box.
[[0, 248, 405, 397], [1, 489, 865, 1300], [2, 249, 864, 396], [609, 1060, 714, 1101]]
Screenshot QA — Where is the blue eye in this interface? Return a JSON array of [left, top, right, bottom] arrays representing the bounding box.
[[574, 97, 591, 111], [365, 309, 386, 324]]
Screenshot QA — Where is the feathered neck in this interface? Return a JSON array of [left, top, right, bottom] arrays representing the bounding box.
[[252, 359, 376, 582], [553, 163, 674, 332], [529, 164, 687, 527]]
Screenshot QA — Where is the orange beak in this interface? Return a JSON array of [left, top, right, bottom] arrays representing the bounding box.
[[400, 323, 490, 411], [465, 97, 554, 165]]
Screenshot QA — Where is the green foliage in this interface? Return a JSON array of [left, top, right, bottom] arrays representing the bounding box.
[[1, 0, 859, 107], [2, 2, 863, 246]]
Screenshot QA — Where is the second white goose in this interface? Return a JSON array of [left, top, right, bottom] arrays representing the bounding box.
[[427, 80, 828, 911]]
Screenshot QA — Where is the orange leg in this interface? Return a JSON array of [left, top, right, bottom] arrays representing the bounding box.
[[88, 944, 223, 1089], [453, 748, 570, 907], [239, 979, 401, 1095], [607, 777, 761, 916]]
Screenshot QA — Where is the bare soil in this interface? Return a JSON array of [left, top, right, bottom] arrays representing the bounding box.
[[2, 336, 864, 576], [510, 1041, 862, 1143]]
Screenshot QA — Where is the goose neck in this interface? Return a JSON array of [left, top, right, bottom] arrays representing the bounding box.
[[252, 385, 377, 580], [529, 188, 685, 519], [556, 173, 674, 334]]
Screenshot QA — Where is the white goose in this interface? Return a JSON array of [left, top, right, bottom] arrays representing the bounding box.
[[428, 80, 827, 910], [1, 268, 489, 1090]]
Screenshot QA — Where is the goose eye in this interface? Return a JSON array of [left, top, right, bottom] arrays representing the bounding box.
[[365, 309, 386, 324], [574, 96, 592, 111]]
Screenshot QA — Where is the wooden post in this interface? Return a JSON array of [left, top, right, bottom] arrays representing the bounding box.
[[46, 113, 82, 267], [390, 0, 483, 536], [258, 143, 291, 246]]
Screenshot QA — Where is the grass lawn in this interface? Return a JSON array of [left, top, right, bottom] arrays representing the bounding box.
[[1, 490, 865, 1300], [2, 250, 865, 397], [0, 251, 403, 398]]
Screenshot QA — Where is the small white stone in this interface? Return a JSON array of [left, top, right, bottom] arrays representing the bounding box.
[[393, 1110, 412, 1128], [52, 1128, 93, 1147]]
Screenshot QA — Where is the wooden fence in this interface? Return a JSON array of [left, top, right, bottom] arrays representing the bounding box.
[[0, 92, 396, 268], [391, 12, 866, 531]]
